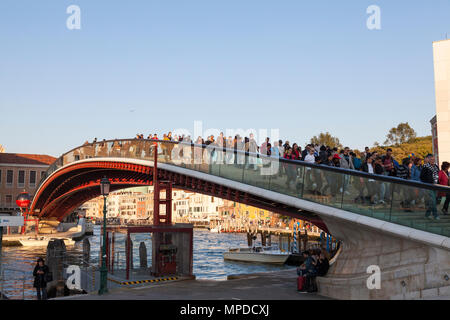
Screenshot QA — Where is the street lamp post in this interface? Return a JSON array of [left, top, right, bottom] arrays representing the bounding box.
[[98, 177, 110, 295]]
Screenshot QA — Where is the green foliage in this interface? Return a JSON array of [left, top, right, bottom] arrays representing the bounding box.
[[384, 122, 417, 146], [310, 132, 343, 149]]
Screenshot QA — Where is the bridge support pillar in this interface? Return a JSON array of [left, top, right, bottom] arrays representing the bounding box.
[[318, 216, 450, 300], [151, 143, 182, 277], [153, 181, 173, 225], [257, 231, 263, 247]]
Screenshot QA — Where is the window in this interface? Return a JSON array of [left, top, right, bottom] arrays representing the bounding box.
[[6, 170, 13, 186], [18, 170, 25, 187], [41, 171, 46, 179], [30, 171, 36, 186], [5, 195, 12, 206]]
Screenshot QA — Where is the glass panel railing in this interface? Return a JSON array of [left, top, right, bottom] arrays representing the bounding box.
[[341, 175, 392, 220], [302, 167, 344, 209], [242, 154, 270, 190], [37, 139, 450, 238], [219, 161, 244, 183], [268, 159, 303, 198]]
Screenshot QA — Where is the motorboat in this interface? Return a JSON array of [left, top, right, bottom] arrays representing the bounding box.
[[209, 224, 222, 233], [223, 246, 289, 264], [209, 226, 221, 233], [19, 236, 75, 247]]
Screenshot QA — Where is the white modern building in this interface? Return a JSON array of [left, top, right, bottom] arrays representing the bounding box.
[[432, 38, 450, 165]]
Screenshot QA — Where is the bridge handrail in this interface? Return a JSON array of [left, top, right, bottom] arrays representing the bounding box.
[[39, 138, 450, 194]]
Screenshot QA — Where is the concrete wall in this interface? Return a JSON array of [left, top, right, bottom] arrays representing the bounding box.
[[318, 215, 450, 299]]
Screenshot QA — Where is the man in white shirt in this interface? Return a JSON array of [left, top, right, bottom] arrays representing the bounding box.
[[304, 147, 318, 193], [278, 140, 284, 157], [304, 148, 316, 164]]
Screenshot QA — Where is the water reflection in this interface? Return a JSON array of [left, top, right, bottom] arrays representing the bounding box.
[[1, 227, 293, 299]]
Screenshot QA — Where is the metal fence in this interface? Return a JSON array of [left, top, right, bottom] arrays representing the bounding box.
[[0, 267, 32, 300], [0, 256, 102, 300]]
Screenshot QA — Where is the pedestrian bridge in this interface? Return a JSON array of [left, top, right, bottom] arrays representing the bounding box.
[[31, 139, 450, 299]]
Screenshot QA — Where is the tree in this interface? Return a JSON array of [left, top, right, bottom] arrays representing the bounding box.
[[371, 136, 432, 161], [384, 122, 417, 146], [310, 132, 342, 149]]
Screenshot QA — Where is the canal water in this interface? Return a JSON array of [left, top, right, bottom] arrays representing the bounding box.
[[1, 227, 293, 299]]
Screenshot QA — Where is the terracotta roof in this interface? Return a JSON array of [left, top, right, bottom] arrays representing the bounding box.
[[0, 153, 56, 166]]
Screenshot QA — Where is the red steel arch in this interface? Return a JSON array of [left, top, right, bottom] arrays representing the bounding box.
[[31, 160, 328, 232]]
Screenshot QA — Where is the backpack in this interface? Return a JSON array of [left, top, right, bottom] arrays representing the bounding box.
[[353, 158, 362, 170]]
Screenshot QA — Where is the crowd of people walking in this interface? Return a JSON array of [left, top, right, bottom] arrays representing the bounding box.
[[83, 132, 449, 220]]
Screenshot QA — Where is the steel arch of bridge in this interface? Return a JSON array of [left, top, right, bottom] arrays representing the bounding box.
[[30, 159, 328, 232]]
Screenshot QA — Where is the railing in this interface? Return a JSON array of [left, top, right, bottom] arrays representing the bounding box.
[[75, 258, 99, 294], [0, 267, 31, 300], [35, 139, 450, 238], [0, 256, 105, 300]]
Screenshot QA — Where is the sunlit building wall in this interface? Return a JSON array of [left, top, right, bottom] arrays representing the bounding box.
[[433, 39, 450, 165]]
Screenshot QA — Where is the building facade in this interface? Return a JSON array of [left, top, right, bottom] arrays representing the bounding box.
[[78, 187, 309, 230], [433, 39, 450, 165], [0, 153, 56, 214], [80, 189, 153, 224]]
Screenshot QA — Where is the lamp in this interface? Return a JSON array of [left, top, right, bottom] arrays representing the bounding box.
[[98, 176, 110, 295], [100, 177, 111, 197]]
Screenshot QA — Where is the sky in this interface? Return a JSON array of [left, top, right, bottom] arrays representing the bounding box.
[[1, 0, 449, 157]]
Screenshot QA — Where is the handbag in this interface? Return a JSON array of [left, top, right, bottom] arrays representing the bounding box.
[[45, 271, 53, 282]]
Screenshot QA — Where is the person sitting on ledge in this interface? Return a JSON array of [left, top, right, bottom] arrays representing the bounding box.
[[297, 250, 313, 277]]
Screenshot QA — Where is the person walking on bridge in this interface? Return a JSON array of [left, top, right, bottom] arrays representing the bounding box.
[[421, 154, 440, 220], [438, 161, 450, 215], [33, 258, 49, 300]]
